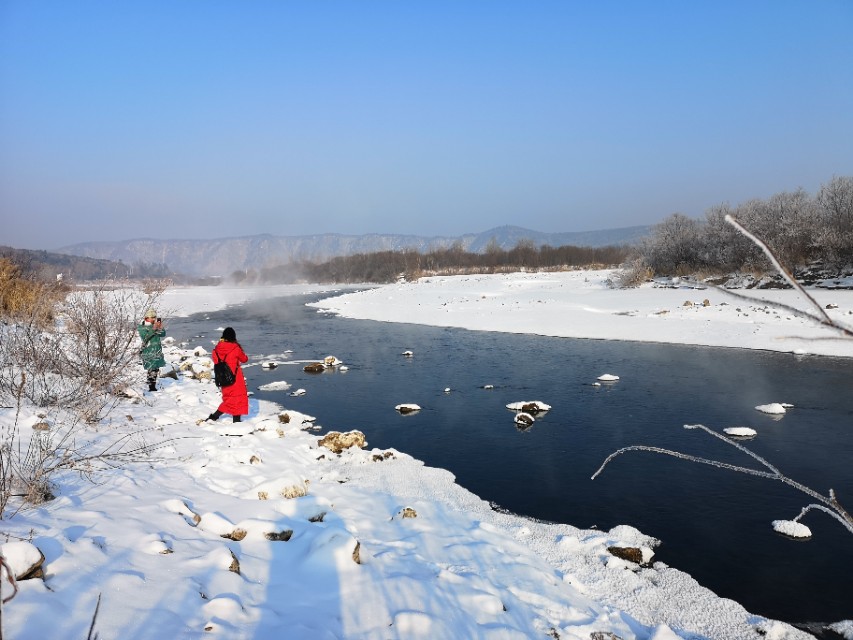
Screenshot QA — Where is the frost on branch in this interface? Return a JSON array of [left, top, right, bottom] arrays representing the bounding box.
[[591, 423, 853, 537]]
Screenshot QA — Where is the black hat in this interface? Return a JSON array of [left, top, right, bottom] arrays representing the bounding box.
[[222, 327, 237, 342]]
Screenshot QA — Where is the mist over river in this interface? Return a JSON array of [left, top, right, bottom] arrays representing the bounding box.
[[169, 292, 853, 628]]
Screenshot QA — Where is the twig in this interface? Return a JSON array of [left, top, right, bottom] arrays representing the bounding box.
[[0, 554, 18, 604], [86, 593, 101, 640]]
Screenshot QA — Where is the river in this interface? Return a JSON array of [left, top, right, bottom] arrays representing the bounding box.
[[169, 292, 853, 628]]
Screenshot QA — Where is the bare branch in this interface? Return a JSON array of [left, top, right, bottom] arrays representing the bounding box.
[[724, 214, 853, 338], [592, 423, 853, 536]]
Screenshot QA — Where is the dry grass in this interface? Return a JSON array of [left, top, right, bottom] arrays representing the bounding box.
[[0, 258, 66, 324]]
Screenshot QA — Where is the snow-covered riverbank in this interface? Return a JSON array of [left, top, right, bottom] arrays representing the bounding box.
[[2, 271, 850, 639], [307, 270, 853, 358]]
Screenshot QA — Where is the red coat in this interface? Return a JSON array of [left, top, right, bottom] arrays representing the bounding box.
[[213, 341, 249, 416]]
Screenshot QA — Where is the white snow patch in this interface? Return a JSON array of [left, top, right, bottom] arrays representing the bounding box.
[[258, 381, 291, 391], [755, 403, 787, 415], [828, 620, 853, 640], [772, 520, 812, 539], [395, 403, 421, 413], [505, 400, 552, 412], [724, 427, 757, 437]]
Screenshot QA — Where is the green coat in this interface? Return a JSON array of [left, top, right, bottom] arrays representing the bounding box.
[[138, 323, 166, 370]]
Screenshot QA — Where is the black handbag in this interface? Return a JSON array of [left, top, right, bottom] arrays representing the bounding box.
[[213, 352, 236, 387]]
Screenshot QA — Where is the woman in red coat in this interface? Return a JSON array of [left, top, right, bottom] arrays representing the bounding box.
[[205, 327, 249, 423]]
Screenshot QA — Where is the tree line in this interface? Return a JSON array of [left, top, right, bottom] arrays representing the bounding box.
[[636, 175, 853, 278], [228, 240, 632, 285]]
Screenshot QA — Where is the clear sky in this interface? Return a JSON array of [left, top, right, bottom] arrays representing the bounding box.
[[2, 1, 852, 250]]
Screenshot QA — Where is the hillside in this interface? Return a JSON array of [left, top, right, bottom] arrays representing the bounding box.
[[56, 225, 650, 277], [0, 245, 133, 282]]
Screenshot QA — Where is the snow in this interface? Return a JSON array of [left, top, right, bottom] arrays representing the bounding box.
[[2, 269, 849, 639], [772, 520, 813, 539], [829, 620, 853, 640], [724, 427, 758, 438], [505, 400, 552, 412], [257, 380, 291, 391], [756, 403, 788, 415], [306, 270, 853, 358], [394, 403, 421, 413], [597, 373, 620, 381]]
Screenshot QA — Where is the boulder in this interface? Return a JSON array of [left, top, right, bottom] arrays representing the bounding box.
[[304, 363, 325, 373], [0, 541, 45, 580], [514, 412, 535, 427], [607, 545, 644, 564], [395, 404, 421, 414], [265, 530, 294, 542], [319, 430, 367, 454]]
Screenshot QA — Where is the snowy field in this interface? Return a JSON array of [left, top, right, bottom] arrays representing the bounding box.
[[2, 270, 851, 639]]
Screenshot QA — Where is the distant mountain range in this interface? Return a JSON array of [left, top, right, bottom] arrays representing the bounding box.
[[57, 225, 651, 277]]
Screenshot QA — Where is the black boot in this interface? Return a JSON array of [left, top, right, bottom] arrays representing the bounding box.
[[232, 415, 241, 423], [148, 383, 157, 392], [208, 410, 223, 422]]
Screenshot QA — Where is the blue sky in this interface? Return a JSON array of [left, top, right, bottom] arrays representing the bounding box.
[[2, 1, 852, 250]]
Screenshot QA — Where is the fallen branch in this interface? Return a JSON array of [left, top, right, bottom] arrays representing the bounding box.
[[724, 214, 853, 339], [591, 424, 853, 536]]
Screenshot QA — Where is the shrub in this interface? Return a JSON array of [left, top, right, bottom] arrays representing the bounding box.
[[0, 279, 169, 516]]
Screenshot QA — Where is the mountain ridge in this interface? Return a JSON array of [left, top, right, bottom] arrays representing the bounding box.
[[57, 225, 650, 277]]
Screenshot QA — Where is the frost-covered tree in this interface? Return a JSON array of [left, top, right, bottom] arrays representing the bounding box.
[[816, 175, 853, 268], [643, 213, 702, 275]]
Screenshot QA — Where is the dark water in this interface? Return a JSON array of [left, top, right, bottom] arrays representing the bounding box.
[[170, 293, 853, 627]]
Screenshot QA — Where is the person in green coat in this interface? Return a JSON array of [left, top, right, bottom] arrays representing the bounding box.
[[138, 308, 166, 392]]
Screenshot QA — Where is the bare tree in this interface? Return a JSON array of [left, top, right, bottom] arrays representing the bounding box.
[[642, 213, 702, 275], [816, 175, 853, 268]]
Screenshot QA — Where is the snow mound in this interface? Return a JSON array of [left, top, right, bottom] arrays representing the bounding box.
[[724, 427, 757, 437], [771, 520, 812, 539], [258, 381, 291, 391], [395, 403, 421, 414], [755, 403, 787, 415], [505, 400, 552, 412], [0, 541, 43, 578], [514, 412, 535, 427], [597, 373, 620, 381], [828, 620, 853, 640]]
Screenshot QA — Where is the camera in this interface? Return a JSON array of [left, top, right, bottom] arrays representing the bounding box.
[[157, 317, 162, 322]]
